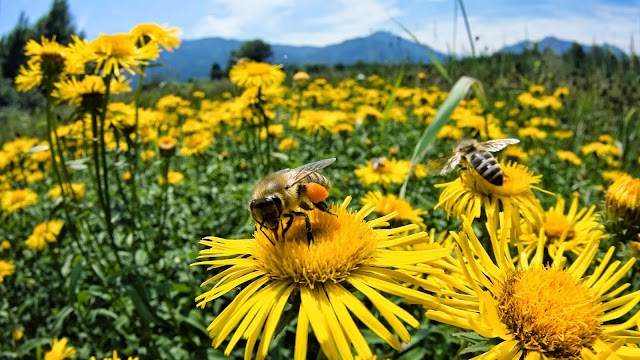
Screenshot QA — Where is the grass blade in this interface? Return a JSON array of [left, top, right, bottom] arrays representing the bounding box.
[[400, 76, 486, 198]]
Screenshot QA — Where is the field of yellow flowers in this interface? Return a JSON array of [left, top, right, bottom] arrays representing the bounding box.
[[1, 23, 640, 360]]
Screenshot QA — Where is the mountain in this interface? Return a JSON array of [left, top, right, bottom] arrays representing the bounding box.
[[150, 31, 448, 81], [498, 36, 626, 57]]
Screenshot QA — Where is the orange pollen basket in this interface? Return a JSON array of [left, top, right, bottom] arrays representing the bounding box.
[[306, 183, 329, 203]]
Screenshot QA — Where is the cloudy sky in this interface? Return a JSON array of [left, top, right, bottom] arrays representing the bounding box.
[[1, 0, 638, 54]]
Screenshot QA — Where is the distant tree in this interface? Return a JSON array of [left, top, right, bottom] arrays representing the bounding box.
[[0, 13, 33, 80], [564, 42, 586, 69], [34, 0, 78, 44], [209, 62, 224, 80], [226, 39, 273, 71]]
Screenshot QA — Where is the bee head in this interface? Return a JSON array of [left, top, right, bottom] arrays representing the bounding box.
[[249, 195, 283, 230]]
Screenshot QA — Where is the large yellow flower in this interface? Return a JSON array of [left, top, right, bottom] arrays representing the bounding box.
[[44, 337, 75, 360], [55, 75, 131, 108], [1, 188, 38, 215], [193, 197, 450, 360], [434, 161, 547, 238], [425, 217, 640, 359], [72, 33, 159, 76], [25, 220, 64, 250], [229, 61, 285, 88]]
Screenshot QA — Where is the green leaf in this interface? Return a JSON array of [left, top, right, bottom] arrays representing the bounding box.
[[450, 331, 490, 342], [15, 337, 51, 357], [397, 347, 428, 360], [52, 305, 75, 333], [400, 76, 486, 198]]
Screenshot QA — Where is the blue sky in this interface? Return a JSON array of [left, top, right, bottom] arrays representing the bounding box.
[[1, 0, 639, 54]]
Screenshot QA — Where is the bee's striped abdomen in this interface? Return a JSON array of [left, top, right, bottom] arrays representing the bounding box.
[[468, 150, 504, 185], [302, 172, 332, 188]]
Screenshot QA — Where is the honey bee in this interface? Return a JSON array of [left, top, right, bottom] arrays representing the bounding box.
[[370, 156, 387, 170], [429, 138, 520, 186], [249, 158, 336, 242]]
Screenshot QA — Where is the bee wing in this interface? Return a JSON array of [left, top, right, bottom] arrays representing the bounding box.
[[286, 158, 336, 188], [480, 138, 520, 152], [425, 155, 460, 176]]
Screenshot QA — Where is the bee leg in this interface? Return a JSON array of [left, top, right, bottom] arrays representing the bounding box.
[[291, 211, 314, 242], [258, 223, 276, 245], [312, 201, 336, 217], [282, 214, 295, 239]]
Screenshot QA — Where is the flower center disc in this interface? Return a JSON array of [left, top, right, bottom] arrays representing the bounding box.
[[254, 206, 377, 288], [498, 267, 602, 358], [543, 215, 575, 241]]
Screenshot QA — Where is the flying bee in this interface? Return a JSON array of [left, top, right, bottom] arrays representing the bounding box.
[[428, 138, 520, 186], [249, 158, 336, 243]]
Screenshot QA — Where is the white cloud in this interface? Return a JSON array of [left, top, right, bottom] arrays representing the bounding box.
[[186, 0, 296, 39]]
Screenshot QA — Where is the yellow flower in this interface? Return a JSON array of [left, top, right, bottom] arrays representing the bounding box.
[[528, 84, 545, 94], [1, 188, 38, 215], [77, 33, 160, 76], [12, 329, 24, 341], [436, 125, 463, 140], [425, 217, 640, 359], [1, 240, 10, 250], [556, 150, 582, 166], [157, 135, 177, 157], [15, 62, 44, 92], [193, 197, 449, 360], [158, 171, 184, 185], [259, 124, 283, 140], [122, 171, 132, 183], [48, 183, 86, 201], [605, 174, 640, 226], [0, 260, 15, 282], [192, 90, 206, 98], [354, 158, 411, 187], [553, 129, 575, 139], [278, 137, 299, 152], [502, 145, 529, 163], [229, 61, 285, 88], [361, 191, 427, 229], [140, 149, 156, 161], [16, 37, 68, 92], [180, 132, 213, 156], [25, 220, 64, 251], [129, 23, 181, 51], [602, 170, 629, 183], [517, 126, 547, 140], [553, 86, 570, 97], [434, 161, 547, 238], [55, 75, 131, 108], [292, 71, 310, 82], [90, 349, 140, 360], [515, 193, 604, 259], [44, 337, 75, 360]]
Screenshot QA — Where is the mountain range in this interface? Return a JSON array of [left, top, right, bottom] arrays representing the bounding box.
[[150, 31, 626, 81]]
